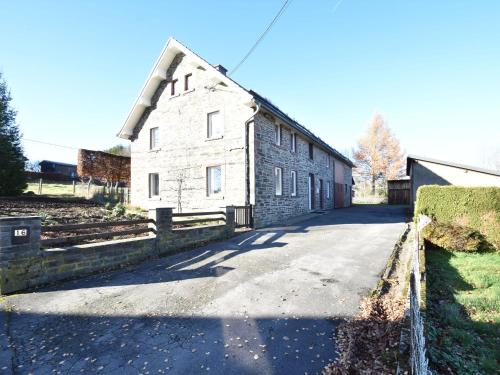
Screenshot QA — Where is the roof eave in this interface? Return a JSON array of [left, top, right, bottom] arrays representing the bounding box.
[[254, 98, 354, 167], [117, 38, 252, 139]]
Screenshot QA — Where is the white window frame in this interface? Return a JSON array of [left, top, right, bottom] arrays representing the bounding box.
[[149, 127, 159, 150], [290, 170, 297, 197], [274, 124, 281, 146], [207, 166, 222, 196], [207, 111, 223, 139], [275, 167, 283, 196], [290, 132, 297, 152], [327, 181, 331, 199], [326, 155, 330, 168], [148, 173, 159, 198]]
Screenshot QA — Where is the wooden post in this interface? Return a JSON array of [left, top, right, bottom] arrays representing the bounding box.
[[38, 178, 42, 195], [87, 177, 92, 198], [72, 180, 76, 195]]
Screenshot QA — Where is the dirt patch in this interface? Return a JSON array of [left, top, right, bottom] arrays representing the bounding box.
[[0, 197, 148, 246], [1, 196, 112, 223], [323, 226, 412, 375]]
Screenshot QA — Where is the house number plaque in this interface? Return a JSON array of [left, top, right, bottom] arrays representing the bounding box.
[[11, 226, 30, 245]]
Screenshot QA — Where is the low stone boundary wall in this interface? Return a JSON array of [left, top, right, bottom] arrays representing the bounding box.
[[0, 207, 235, 294]]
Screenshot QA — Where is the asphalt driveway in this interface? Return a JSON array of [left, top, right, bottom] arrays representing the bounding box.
[[0, 205, 406, 375]]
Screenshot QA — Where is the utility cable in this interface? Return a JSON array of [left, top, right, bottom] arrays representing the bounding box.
[[228, 0, 293, 77]]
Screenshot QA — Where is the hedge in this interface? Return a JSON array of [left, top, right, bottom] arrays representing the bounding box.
[[415, 186, 500, 249]]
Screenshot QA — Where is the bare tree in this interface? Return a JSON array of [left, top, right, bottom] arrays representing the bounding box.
[[175, 171, 185, 213], [354, 114, 406, 195]]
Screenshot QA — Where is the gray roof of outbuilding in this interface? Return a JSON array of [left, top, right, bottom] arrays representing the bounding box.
[[406, 155, 500, 177]]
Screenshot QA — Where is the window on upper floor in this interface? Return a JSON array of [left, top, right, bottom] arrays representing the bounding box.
[[148, 173, 159, 198], [290, 170, 297, 197], [275, 167, 283, 196], [184, 73, 192, 91], [207, 166, 222, 196], [207, 111, 223, 139], [326, 155, 330, 168], [327, 181, 331, 199], [274, 124, 281, 146], [290, 132, 297, 152], [170, 79, 178, 96], [150, 127, 159, 150], [309, 143, 314, 160]]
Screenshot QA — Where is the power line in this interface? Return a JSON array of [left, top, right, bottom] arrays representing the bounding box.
[[23, 138, 79, 150], [228, 0, 293, 77], [332, 0, 345, 14]]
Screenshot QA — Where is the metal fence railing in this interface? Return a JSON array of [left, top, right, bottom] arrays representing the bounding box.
[[409, 215, 432, 375], [234, 205, 253, 228]]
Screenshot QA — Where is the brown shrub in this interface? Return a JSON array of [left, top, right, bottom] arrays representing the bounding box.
[[422, 221, 491, 252]]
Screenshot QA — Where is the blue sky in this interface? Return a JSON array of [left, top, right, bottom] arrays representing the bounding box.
[[1, 0, 499, 168]]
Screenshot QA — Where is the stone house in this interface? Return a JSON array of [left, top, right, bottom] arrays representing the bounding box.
[[406, 155, 500, 207], [118, 38, 353, 228]]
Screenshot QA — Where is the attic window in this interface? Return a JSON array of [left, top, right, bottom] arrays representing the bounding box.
[[309, 143, 314, 160], [184, 73, 192, 91], [170, 79, 178, 96]]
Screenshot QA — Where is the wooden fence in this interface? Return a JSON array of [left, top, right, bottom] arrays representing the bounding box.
[[41, 210, 231, 248], [25, 177, 130, 204], [387, 179, 411, 205], [172, 211, 226, 226], [41, 218, 153, 247]]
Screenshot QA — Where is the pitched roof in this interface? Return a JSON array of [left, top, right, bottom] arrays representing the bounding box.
[[406, 154, 500, 177], [39, 160, 77, 168], [118, 37, 354, 167], [249, 90, 354, 167]]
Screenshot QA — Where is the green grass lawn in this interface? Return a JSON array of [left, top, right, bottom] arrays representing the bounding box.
[[25, 181, 76, 197], [426, 247, 500, 374]]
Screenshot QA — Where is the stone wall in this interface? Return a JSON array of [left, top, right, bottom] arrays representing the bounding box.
[[130, 52, 254, 211], [0, 207, 235, 294], [253, 112, 336, 227]]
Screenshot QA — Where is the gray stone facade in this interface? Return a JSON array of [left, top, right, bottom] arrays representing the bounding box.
[[253, 113, 336, 227], [125, 40, 353, 228], [130, 53, 253, 212]]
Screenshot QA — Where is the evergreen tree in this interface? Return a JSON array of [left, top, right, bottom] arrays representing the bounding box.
[[0, 73, 27, 195]]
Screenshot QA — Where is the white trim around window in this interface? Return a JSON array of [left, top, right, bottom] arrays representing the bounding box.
[[290, 132, 297, 152], [290, 170, 297, 197], [149, 127, 159, 150], [207, 110, 223, 139], [327, 181, 331, 199], [148, 173, 159, 198], [275, 167, 283, 196], [207, 165, 222, 196], [274, 124, 281, 146]]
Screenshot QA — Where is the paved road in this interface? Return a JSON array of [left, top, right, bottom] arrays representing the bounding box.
[[1, 205, 406, 375]]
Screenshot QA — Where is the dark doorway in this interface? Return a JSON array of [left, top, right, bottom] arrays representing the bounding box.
[[308, 173, 315, 210]]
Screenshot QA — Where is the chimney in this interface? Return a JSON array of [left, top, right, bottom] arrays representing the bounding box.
[[214, 64, 228, 76]]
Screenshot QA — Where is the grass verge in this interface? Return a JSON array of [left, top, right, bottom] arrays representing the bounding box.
[[426, 246, 500, 374]]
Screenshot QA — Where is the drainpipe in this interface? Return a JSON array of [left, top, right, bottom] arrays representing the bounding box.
[[244, 102, 261, 206]]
